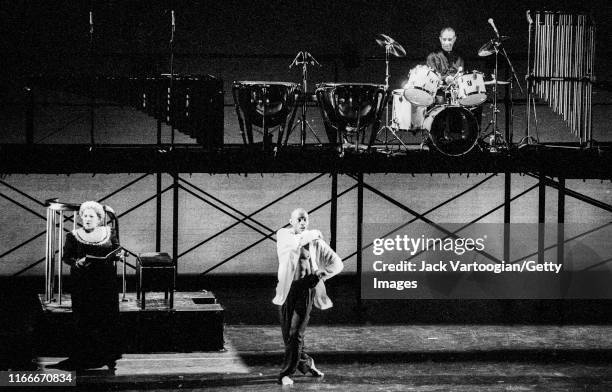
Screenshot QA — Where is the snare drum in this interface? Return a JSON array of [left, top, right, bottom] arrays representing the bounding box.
[[422, 105, 479, 156], [391, 89, 425, 131], [455, 71, 487, 106], [404, 65, 442, 106]]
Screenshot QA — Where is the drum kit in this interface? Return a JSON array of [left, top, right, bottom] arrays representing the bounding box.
[[380, 34, 516, 156], [232, 32, 516, 156], [389, 63, 487, 156]]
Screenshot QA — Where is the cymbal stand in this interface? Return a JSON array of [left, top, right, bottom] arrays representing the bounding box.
[[520, 10, 539, 146], [288, 51, 322, 147], [87, 10, 96, 150], [481, 40, 507, 151], [376, 45, 408, 151]]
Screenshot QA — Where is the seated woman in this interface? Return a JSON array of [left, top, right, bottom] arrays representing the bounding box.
[[51, 201, 122, 370]]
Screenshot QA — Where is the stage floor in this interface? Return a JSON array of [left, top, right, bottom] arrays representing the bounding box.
[[36, 324, 612, 391]]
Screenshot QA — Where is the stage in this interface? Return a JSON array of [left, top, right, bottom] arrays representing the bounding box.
[[26, 281, 612, 390], [34, 324, 612, 391], [1, 1, 611, 390], [36, 291, 225, 355]]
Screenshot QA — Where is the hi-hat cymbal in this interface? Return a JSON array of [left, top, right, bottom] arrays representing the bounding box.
[[478, 36, 510, 57], [376, 33, 406, 57]]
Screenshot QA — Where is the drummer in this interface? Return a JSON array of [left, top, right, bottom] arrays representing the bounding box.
[[426, 27, 464, 104], [426, 27, 482, 128]]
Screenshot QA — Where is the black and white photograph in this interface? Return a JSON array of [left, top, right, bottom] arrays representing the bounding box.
[[1, 0, 611, 390]]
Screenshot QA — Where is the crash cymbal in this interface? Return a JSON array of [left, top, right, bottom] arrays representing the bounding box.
[[376, 33, 406, 57], [477, 36, 510, 57], [484, 79, 510, 85]]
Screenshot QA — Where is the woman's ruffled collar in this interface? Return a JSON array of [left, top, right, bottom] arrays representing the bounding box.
[[72, 226, 111, 245]]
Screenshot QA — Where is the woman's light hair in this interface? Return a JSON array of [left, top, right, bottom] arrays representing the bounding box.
[[79, 200, 105, 221]]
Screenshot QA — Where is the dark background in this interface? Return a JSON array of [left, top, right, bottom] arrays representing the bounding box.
[[1, 0, 610, 81]]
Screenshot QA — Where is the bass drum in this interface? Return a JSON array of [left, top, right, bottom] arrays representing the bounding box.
[[422, 105, 479, 156], [391, 89, 425, 131]]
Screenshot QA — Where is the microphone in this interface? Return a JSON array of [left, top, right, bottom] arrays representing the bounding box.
[[526, 10, 533, 24], [488, 18, 500, 38], [289, 51, 303, 69], [89, 11, 93, 34], [306, 52, 322, 67], [170, 10, 176, 45]]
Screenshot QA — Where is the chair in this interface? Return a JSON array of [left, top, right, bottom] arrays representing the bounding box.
[[136, 252, 175, 310], [43, 200, 128, 304]]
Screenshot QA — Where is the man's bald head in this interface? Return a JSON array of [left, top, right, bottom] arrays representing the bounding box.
[[439, 27, 457, 52], [289, 208, 309, 234]]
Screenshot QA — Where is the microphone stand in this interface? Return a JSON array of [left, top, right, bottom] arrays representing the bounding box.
[[88, 9, 96, 150], [481, 39, 506, 151], [497, 44, 523, 148], [168, 10, 176, 150], [499, 45, 523, 95], [520, 10, 539, 147], [376, 44, 408, 152], [485, 22, 523, 149], [288, 51, 322, 147]]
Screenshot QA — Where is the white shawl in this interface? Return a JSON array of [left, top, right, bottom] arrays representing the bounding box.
[[273, 228, 344, 309]]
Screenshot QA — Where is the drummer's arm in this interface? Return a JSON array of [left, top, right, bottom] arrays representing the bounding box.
[[426, 53, 438, 73], [456, 57, 465, 74], [444, 58, 464, 85], [426, 54, 447, 85]]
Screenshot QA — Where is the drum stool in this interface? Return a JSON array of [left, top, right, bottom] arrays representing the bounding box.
[[136, 252, 175, 310]]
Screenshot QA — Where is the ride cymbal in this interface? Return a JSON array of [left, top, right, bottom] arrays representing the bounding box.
[[477, 36, 510, 57], [484, 79, 510, 85], [376, 33, 406, 57]]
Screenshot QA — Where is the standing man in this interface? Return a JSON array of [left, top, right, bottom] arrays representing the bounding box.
[[273, 208, 344, 385]]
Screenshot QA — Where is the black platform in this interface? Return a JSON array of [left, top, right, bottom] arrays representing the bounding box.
[[1, 143, 610, 178], [35, 292, 225, 355]]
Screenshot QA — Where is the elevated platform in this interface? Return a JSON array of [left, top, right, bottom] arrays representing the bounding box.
[[35, 291, 225, 355], [1, 143, 611, 178]]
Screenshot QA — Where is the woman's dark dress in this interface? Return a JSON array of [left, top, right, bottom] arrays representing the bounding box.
[[62, 227, 120, 367]]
